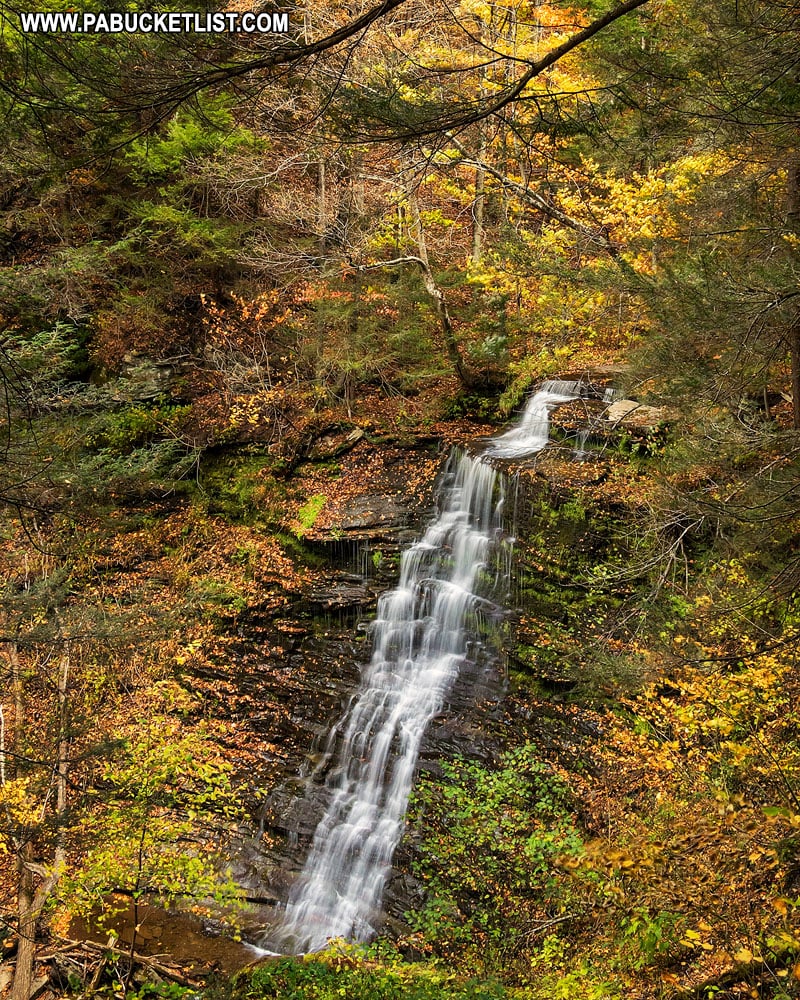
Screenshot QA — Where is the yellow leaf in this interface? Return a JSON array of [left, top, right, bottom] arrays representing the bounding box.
[[734, 948, 753, 963]]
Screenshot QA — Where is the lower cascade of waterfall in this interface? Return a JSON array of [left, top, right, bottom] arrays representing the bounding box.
[[263, 379, 583, 954]]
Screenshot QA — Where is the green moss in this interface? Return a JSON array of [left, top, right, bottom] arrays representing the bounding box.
[[295, 493, 327, 537], [197, 453, 287, 524], [442, 392, 503, 422], [187, 579, 247, 614], [272, 531, 327, 569]]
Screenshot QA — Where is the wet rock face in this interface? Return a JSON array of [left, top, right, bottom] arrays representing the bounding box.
[[301, 441, 441, 546], [189, 440, 516, 945], [189, 610, 373, 936], [169, 443, 429, 938], [333, 494, 410, 533], [299, 577, 377, 613]]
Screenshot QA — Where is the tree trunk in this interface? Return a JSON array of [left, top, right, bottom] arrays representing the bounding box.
[[787, 153, 800, 429], [12, 855, 38, 1000], [472, 21, 487, 266], [472, 152, 486, 265], [317, 156, 327, 261], [9, 644, 69, 1000], [789, 318, 800, 430], [10, 642, 37, 1000], [405, 181, 473, 388]]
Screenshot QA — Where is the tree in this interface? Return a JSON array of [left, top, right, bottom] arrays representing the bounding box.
[[0, 323, 234, 1000], [576, 0, 800, 425], [0, 544, 242, 999], [0, 0, 651, 154]]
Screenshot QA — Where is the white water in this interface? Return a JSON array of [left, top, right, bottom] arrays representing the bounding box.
[[487, 379, 584, 458], [266, 379, 582, 954]]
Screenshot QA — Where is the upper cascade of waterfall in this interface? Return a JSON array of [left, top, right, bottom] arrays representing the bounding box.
[[486, 379, 584, 458]]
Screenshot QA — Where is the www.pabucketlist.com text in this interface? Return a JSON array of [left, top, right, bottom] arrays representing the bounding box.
[[16, 10, 289, 34]]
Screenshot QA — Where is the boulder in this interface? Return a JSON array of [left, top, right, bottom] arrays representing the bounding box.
[[119, 353, 192, 401], [605, 399, 666, 428]]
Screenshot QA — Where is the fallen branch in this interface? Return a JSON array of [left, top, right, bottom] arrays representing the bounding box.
[[44, 938, 204, 990]]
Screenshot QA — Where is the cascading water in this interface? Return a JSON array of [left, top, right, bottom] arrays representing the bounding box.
[[265, 379, 583, 954], [486, 379, 584, 458]]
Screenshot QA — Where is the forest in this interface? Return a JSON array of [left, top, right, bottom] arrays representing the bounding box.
[[1, 0, 799, 998]]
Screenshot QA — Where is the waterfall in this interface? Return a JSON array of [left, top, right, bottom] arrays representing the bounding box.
[[486, 379, 584, 458], [265, 379, 582, 954]]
